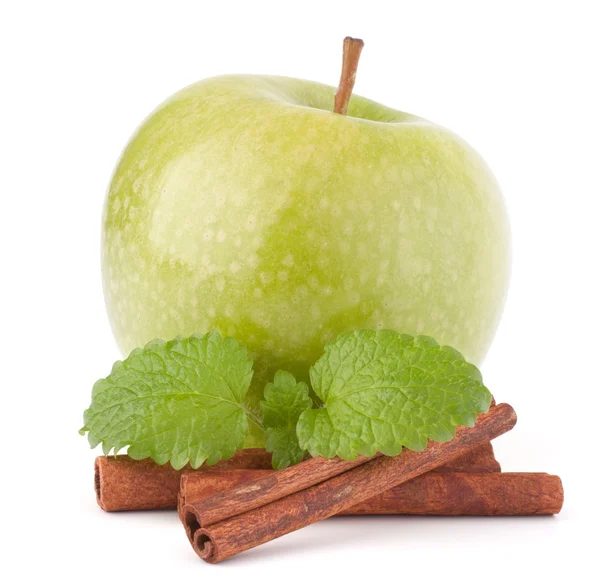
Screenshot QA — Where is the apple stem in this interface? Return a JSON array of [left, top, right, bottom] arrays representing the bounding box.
[[333, 37, 364, 115]]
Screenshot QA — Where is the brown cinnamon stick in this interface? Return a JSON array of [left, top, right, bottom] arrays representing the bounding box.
[[437, 441, 500, 473], [94, 449, 272, 511], [95, 442, 498, 512], [178, 470, 563, 518], [346, 472, 563, 516], [176, 440, 499, 518], [186, 453, 377, 528], [183, 403, 517, 563]]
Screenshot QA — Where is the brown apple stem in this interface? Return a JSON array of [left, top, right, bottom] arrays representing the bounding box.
[[333, 37, 364, 115]]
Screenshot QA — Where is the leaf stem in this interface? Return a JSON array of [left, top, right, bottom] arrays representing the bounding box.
[[244, 407, 264, 431]]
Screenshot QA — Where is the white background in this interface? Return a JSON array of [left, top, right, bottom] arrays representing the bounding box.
[[1, 1, 598, 580]]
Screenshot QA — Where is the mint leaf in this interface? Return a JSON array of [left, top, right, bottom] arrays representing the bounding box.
[[261, 371, 312, 469], [297, 330, 492, 460], [81, 332, 254, 469]]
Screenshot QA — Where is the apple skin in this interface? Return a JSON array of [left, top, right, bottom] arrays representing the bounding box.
[[102, 75, 510, 443]]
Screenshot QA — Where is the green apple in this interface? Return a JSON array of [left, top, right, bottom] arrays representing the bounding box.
[[102, 74, 510, 443]]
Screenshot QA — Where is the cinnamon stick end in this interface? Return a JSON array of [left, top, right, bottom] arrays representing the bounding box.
[[194, 529, 219, 563], [183, 505, 203, 546], [94, 457, 108, 511], [549, 475, 565, 514]]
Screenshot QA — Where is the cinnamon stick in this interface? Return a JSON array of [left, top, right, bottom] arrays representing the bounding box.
[[345, 472, 563, 516], [94, 449, 272, 511], [186, 453, 377, 528], [176, 441, 499, 518], [95, 442, 498, 512], [178, 470, 563, 518], [437, 441, 500, 473], [183, 402, 517, 563]]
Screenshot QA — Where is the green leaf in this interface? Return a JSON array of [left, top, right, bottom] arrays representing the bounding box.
[[297, 330, 492, 460], [261, 371, 312, 469], [81, 332, 254, 469]]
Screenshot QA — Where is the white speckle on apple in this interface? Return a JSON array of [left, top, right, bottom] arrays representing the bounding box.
[[253, 288, 262, 299], [277, 270, 289, 282], [307, 275, 319, 289], [216, 230, 226, 242], [415, 165, 427, 179], [246, 215, 256, 231], [317, 255, 330, 268], [215, 277, 225, 292], [282, 254, 294, 267], [360, 200, 373, 213]]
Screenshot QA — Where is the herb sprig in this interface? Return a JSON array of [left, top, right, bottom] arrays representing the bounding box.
[[81, 330, 491, 470]]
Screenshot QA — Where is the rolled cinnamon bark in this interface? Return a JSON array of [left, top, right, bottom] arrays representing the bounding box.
[[95, 442, 499, 512], [94, 449, 272, 511], [179, 469, 270, 518], [436, 441, 500, 473], [183, 403, 517, 563], [346, 471, 563, 515], [178, 470, 563, 518]]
